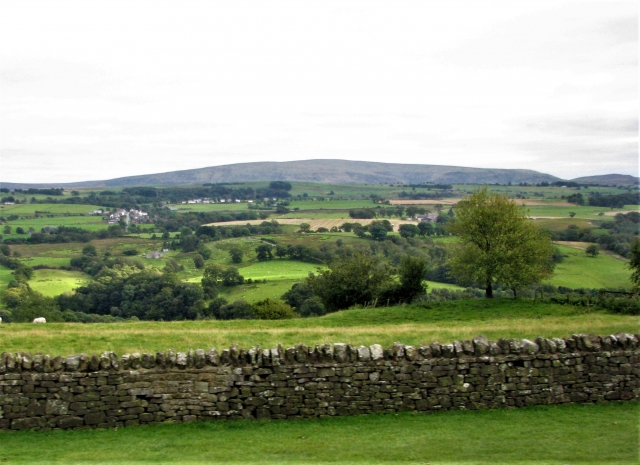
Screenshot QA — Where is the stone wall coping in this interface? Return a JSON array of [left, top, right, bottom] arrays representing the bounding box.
[[2, 333, 638, 374]]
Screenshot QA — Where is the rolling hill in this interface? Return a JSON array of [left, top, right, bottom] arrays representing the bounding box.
[[0, 159, 560, 188], [570, 174, 639, 186]]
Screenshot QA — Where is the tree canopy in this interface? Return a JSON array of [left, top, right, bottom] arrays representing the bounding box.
[[448, 188, 555, 298]]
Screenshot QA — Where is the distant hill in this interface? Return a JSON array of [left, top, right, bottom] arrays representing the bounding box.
[[0, 159, 561, 188], [570, 174, 639, 186]]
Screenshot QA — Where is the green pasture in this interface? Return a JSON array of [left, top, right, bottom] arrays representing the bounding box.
[[6, 215, 106, 230], [526, 205, 637, 218], [240, 260, 320, 281], [276, 211, 353, 220], [532, 217, 593, 231], [218, 278, 300, 303], [0, 403, 636, 464], [29, 269, 89, 297], [165, 202, 250, 212], [425, 280, 465, 290], [546, 244, 631, 289], [1, 299, 636, 355], [288, 199, 380, 210], [0, 203, 106, 215], [0, 265, 14, 291]]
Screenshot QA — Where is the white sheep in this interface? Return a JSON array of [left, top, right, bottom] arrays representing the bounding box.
[[32, 317, 46, 323]]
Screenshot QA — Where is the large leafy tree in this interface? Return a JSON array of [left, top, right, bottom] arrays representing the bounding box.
[[629, 238, 640, 293], [307, 252, 393, 312], [448, 188, 555, 298]]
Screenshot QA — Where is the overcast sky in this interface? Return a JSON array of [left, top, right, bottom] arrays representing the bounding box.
[[0, 1, 637, 183]]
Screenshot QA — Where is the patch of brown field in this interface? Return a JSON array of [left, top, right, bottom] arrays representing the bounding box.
[[204, 218, 419, 232], [516, 200, 574, 206], [604, 209, 640, 216], [388, 199, 460, 205]]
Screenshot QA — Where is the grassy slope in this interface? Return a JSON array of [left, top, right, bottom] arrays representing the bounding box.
[[546, 245, 631, 289], [1, 300, 636, 355], [29, 269, 90, 297], [0, 403, 637, 464]]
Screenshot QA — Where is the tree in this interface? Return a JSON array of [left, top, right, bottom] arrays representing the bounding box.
[[398, 224, 419, 238], [298, 223, 311, 233], [3, 225, 11, 234], [307, 252, 393, 312], [221, 267, 245, 286], [193, 254, 205, 269], [629, 238, 640, 292], [255, 244, 273, 261], [417, 222, 434, 237], [448, 188, 555, 298], [201, 263, 223, 298], [369, 222, 388, 241], [569, 212, 576, 218], [229, 247, 243, 264], [585, 244, 599, 257]]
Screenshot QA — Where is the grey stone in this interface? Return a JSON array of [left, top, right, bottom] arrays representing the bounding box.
[[357, 346, 371, 361], [370, 344, 384, 361], [473, 336, 490, 355]]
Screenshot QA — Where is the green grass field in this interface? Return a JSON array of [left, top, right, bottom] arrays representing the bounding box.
[[546, 245, 631, 289], [240, 260, 320, 280], [0, 402, 636, 464], [526, 205, 638, 218], [29, 269, 89, 296], [0, 203, 106, 215], [1, 300, 636, 355]]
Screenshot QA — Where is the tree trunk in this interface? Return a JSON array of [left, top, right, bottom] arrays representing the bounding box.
[[485, 279, 493, 298]]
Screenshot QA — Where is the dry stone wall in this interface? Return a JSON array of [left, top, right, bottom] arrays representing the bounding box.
[[1, 333, 639, 431]]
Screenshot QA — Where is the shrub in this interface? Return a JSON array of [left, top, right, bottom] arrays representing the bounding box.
[[252, 298, 296, 320], [215, 299, 255, 320], [298, 297, 326, 317]]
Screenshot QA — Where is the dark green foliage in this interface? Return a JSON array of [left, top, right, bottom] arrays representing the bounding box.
[[585, 244, 599, 257], [417, 222, 434, 236], [221, 267, 245, 286], [252, 298, 296, 320], [122, 248, 138, 256], [198, 248, 213, 260], [193, 254, 205, 269], [281, 282, 314, 310], [180, 235, 201, 253], [2, 285, 64, 322], [298, 296, 326, 317], [269, 181, 292, 191], [629, 238, 640, 292], [255, 244, 273, 261], [398, 224, 419, 238], [215, 299, 255, 320], [57, 270, 205, 321], [81, 244, 98, 257], [229, 247, 243, 263], [307, 252, 394, 312], [201, 263, 223, 298], [163, 259, 185, 273]]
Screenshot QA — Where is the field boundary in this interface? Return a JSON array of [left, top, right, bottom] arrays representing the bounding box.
[[1, 333, 638, 431]]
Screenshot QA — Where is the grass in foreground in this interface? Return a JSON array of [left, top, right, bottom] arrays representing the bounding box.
[[1, 300, 637, 355], [0, 403, 637, 464]]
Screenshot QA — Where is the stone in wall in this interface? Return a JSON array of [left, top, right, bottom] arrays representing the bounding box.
[[0, 333, 638, 430]]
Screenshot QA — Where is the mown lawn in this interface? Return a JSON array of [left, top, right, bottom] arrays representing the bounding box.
[[0, 300, 636, 355], [0, 403, 636, 464]]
